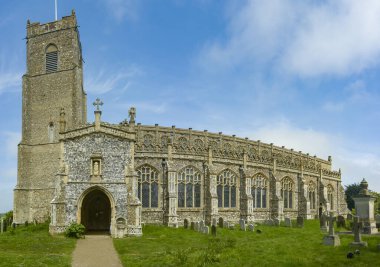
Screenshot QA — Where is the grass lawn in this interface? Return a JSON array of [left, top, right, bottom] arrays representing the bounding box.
[[114, 220, 380, 267], [0, 223, 76, 267]]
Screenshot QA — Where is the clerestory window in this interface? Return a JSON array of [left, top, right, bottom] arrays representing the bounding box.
[[178, 167, 201, 208], [252, 175, 268, 209], [137, 165, 159, 208], [217, 169, 237, 208], [46, 44, 58, 73]]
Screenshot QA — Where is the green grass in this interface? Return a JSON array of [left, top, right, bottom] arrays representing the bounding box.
[[114, 220, 380, 267], [0, 223, 76, 267]]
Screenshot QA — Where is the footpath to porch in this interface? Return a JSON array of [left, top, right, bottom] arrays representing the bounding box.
[[72, 235, 123, 267]]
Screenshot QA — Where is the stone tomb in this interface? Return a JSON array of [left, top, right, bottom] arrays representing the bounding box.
[[349, 216, 367, 247], [296, 216, 304, 228], [284, 217, 292, 227], [323, 212, 340, 246]]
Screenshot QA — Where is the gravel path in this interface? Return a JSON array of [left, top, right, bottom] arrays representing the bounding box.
[[72, 235, 123, 267]]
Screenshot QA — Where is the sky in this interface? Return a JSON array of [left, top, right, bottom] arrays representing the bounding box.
[[1, 0, 380, 213]]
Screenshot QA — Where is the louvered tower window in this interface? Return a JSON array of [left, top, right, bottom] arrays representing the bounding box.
[[46, 44, 58, 73]]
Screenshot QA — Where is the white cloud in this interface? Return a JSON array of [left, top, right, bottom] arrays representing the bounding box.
[[240, 120, 380, 192], [200, 0, 380, 77], [99, 0, 139, 22], [1, 131, 21, 159], [0, 72, 21, 94], [85, 66, 141, 94]]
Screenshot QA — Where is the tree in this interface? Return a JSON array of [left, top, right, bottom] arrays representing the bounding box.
[[344, 183, 361, 211]]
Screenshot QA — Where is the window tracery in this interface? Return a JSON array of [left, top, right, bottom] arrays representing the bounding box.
[[252, 174, 268, 208], [281, 177, 294, 209], [308, 181, 316, 209], [137, 165, 159, 208], [217, 169, 237, 208], [177, 167, 201, 208], [327, 185, 334, 210]]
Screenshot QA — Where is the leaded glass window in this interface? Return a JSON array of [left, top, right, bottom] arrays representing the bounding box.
[[308, 181, 316, 209], [178, 167, 201, 208], [137, 165, 159, 208], [217, 170, 237, 208], [251, 175, 268, 209], [281, 177, 294, 209], [327, 185, 334, 210]]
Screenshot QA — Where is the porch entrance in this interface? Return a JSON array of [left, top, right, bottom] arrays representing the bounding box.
[[81, 189, 111, 232]]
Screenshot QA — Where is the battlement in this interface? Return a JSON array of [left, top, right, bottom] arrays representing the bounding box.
[[26, 10, 77, 38]]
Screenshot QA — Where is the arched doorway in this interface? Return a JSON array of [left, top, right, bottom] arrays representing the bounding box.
[[81, 189, 111, 232]]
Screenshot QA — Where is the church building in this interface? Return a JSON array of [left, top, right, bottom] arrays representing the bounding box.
[[13, 12, 348, 237]]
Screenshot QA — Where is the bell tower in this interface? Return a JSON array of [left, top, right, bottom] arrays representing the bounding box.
[[14, 10, 87, 224]]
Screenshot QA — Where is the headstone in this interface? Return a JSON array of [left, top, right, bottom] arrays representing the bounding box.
[[219, 217, 224, 228], [211, 225, 217, 236], [376, 214, 380, 229], [228, 224, 235, 230], [349, 216, 368, 247], [199, 220, 204, 231], [273, 218, 280, 227], [184, 219, 189, 229], [1, 218, 3, 234], [248, 224, 254, 231], [337, 215, 345, 228], [223, 221, 229, 229], [265, 219, 273, 226], [195, 221, 199, 232], [296, 216, 304, 228], [320, 213, 328, 232], [347, 213, 353, 220], [203, 226, 209, 234], [239, 219, 246, 231], [190, 222, 195, 230], [323, 212, 340, 246], [284, 217, 292, 227], [212, 218, 217, 226]]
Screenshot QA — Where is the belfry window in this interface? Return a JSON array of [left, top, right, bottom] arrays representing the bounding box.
[[177, 167, 201, 208], [308, 181, 316, 209], [252, 175, 268, 209], [281, 177, 294, 209], [217, 170, 237, 208], [137, 165, 159, 208], [46, 44, 58, 73]]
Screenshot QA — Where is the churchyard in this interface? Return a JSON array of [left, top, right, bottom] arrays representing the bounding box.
[[0, 219, 379, 266]]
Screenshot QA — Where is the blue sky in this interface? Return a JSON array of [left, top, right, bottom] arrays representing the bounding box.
[[1, 0, 380, 212]]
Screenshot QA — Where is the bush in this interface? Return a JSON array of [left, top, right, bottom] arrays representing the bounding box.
[[64, 222, 85, 239]]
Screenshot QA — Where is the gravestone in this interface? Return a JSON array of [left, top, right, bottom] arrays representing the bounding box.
[[223, 221, 229, 229], [323, 212, 340, 246], [347, 213, 353, 220], [1, 218, 3, 234], [273, 218, 280, 227], [199, 220, 204, 231], [184, 219, 189, 229], [337, 215, 345, 228], [248, 224, 254, 231], [203, 226, 209, 234], [284, 217, 292, 227], [229, 224, 235, 230], [376, 214, 380, 229], [350, 216, 367, 247], [296, 216, 304, 228], [320, 213, 328, 232], [219, 217, 224, 228], [239, 219, 246, 231], [195, 222, 200, 232], [212, 218, 217, 226], [190, 222, 195, 230], [266, 219, 273, 226], [211, 225, 217, 236]]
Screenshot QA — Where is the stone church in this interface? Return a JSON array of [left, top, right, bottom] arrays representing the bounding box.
[[14, 11, 347, 237]]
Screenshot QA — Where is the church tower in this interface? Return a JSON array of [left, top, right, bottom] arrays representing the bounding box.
[[14, 11, 87, 223]]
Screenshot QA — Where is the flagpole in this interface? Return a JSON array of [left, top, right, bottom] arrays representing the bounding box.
[[55, 0, 58, 21]]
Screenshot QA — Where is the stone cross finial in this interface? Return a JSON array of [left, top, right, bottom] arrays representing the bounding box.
[[93, 98, 103, 111], [352, 216, 363, 242], [128, 107, 136, 124]]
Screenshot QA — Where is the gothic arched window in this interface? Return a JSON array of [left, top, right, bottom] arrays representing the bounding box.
[[327, 185, 334, 210], [178, 167, 201, 208], [281, 177, 294, 209], [46, 44, 58, 73], [252, 174, 268, 209], [137, 165, 159, 208], [217, 169, 237, 208], [308, 181, 316, 209]]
